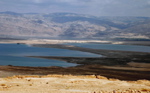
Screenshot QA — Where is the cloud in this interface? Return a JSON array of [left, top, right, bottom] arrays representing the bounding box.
[[32, 0, 43, 3], [0, 0, 150, 17], [84, 0, 150, 16]]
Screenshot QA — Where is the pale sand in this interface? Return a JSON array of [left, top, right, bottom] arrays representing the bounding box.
[[0, 39, 111, 44], [0, 75, 150, 93], [0, 71, 23, 78]]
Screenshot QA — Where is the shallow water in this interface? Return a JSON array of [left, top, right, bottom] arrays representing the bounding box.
[[65, 43, 150, 53], [0, 44, 100, 67], [1, 43, 149, 67]]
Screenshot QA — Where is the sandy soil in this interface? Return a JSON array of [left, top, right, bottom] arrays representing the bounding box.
[[0, 75, 150, 93], [0, 71, 22, 78], [127, 62, 150, 68]]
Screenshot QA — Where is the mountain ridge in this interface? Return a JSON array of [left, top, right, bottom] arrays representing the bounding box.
[[0, 12, 150, 40]]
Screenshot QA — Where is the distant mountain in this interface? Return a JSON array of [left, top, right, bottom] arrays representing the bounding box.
[[0, 11, 150, 40]]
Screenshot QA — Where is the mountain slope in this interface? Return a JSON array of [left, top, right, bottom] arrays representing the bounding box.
[[0, 12, 150, 39]]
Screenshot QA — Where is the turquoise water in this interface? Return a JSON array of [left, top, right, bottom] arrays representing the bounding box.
[[65, 43, 150, 53], [0, 44, 100, 67]]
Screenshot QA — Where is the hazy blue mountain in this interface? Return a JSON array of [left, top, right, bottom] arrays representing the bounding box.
[[0, 12, 150, 40]]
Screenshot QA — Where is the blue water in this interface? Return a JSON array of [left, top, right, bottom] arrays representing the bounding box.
[[0, 44, 100, 67], [65, 43, 150, 53], [1, 43, 149, 67]]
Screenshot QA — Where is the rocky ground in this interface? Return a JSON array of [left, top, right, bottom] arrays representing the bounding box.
[[0, 75, 150, 93]]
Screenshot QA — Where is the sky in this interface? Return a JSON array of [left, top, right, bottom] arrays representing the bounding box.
[[0, 0, 150, 17]]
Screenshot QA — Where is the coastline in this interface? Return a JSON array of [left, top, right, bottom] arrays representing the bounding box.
[[0, 40, 150, 92], [0, 39, 150, 46], [0, 40, 149, 80]]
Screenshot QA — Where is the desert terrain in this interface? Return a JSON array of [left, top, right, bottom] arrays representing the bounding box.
[[0, 75, 150, 93]]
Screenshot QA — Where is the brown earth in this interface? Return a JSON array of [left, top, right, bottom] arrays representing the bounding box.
[[0, 64, 150, 81]]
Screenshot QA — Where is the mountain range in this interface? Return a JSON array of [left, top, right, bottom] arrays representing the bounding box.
[[0, 11, 150, 40]]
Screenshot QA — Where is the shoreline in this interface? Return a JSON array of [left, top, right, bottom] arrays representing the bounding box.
[[0, 40, 150, 92], [0, 39, 150, 46], [0, 40, 150, 80]]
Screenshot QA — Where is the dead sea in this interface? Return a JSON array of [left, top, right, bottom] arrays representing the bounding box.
[[0, 41, 149, 80]]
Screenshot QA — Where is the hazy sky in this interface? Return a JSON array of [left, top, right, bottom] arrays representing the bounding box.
[[0, 0, 150, 17]]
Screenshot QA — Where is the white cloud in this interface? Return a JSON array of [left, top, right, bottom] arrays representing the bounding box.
[[0, 0, 150, 16]]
